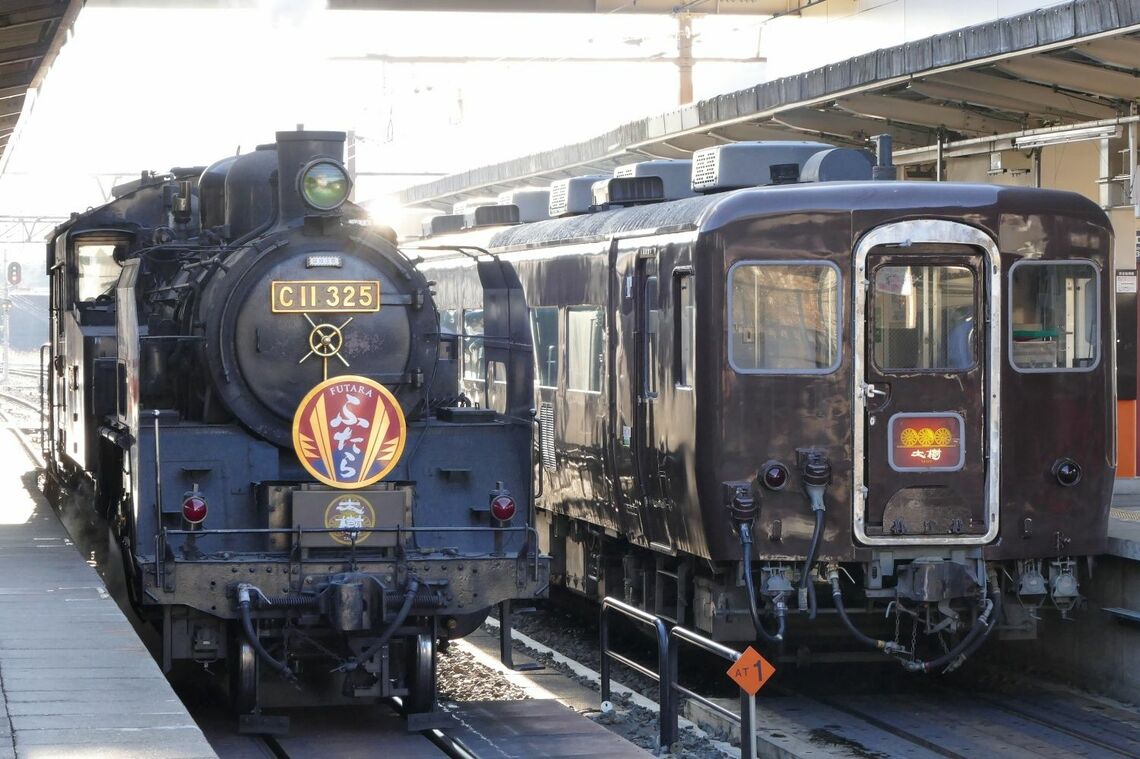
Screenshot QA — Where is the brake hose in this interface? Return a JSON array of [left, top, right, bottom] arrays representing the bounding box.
[[237, 584, 296, 683], [739, 523, 785, 643]]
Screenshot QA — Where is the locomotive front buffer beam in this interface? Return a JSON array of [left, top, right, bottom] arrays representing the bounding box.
[[139, 553, 550, 623]]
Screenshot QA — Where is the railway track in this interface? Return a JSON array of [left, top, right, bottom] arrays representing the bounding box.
[[495, 593, 1140, 759]]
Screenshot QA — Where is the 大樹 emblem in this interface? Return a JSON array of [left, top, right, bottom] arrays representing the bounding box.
[[292, 375, 407, 489], [323, 494, 377, 545]]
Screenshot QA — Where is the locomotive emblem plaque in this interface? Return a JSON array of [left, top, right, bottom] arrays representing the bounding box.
[[292, 375, 407, 488]]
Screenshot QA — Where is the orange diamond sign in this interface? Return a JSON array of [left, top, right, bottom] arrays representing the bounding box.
[[726, 646, 775, 696]]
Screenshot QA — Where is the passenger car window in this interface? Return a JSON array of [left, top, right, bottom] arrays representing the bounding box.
[[531, 306, 559, 388], [728, 262, 840, 373], [567, 306, 604, 392], [872, 265, 975, 371], [1010, 261, 1099, 371], [674, 272, 694, 387], [644, 276, 659, 398]]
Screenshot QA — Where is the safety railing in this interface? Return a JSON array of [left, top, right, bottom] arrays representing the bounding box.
[[668, 625, 756, 759], [599, 596, 758, 759], [599, 597, 675, 746]]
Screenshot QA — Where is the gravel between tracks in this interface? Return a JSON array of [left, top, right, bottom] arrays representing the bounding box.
[[437, 644, 532, 702]]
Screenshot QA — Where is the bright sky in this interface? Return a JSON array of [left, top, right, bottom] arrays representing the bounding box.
[[0, 0, 1063, 230], [0, 3, 769, 222]]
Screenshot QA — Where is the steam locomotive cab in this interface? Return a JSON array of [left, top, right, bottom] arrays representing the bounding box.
[[46, 131, 548, 713], [419, 140, 1113, 670]]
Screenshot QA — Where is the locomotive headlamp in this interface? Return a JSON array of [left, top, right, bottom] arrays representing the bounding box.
[[299, 160, 351, 211], [1052, 458, 1082, 487]]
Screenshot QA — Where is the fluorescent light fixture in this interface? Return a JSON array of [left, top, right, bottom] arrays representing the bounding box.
[[1014, 125, 1121, 149]]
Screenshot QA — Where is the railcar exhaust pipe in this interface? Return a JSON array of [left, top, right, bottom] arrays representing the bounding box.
[[726, 482, 784, 644]]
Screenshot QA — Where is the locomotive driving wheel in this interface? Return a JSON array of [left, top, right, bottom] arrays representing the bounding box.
[[404, 632, 435, 714], [230, 634, 259, 713]]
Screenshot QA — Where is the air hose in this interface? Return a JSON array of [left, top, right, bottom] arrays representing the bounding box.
[[237, 584, 296, 683], [828, 568, 905, 654], [798, 452, 831, 621], [801, 509, 826, 620], [341, 578, 421, 672], [739, 523, 785, 643]]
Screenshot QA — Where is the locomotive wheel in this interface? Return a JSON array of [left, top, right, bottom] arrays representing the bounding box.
[[230, 636, 259, 713], [405, 632, 435, 714]]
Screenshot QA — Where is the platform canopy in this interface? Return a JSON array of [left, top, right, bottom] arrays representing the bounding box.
[[326, 0, 800, 12], [0, 1, 83, 171], [397, 0, 1140, 210]]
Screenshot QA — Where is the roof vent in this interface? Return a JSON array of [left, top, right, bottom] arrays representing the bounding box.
[[614, 160, 696, 200], [424, 214, 465, 237], [548, 175, 609, 217], [463, 204, 520, 229], [452, 196, 499, 215], [800, 148, 874, 183], [498, 188, 551, 222], [591, 176, 665, 208], [691, 141, 834, 193]]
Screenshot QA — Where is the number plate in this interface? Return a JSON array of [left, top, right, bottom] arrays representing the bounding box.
[[271, 280, 380, 313]]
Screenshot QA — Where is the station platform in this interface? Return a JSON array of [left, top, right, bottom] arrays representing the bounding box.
[[1110, 477, 1140, 561], [0, 430, 216, 758]]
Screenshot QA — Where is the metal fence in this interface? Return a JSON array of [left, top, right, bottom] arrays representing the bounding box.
[[599, 596, 757, 759]]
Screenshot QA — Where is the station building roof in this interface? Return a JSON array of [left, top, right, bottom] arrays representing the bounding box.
[[397, 0, 1140, 210], [0, 1, 84, 171]]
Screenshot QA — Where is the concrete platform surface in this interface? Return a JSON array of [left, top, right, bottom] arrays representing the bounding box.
[[0, 429, 216, 758], [1111, 477, 1140, 561]]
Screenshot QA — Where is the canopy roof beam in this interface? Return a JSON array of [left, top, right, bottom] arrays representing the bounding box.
[[835, 93, 1022, 136], [997, 55, 1140, 101], [924, 70, 1120, 120]]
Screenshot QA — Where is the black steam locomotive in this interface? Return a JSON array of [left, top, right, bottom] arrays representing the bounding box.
[[417, 139, 1114, 671], [44, 130, 548, 712]]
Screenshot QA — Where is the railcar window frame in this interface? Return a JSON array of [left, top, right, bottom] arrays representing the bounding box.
[[566, 305, 605, 394], [726, 260, 842, 376], [1008, 259, 1101, 374], [673, 267, 695, 389], [531, 305, 560, 389]]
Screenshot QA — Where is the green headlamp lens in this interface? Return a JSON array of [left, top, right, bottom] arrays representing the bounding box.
[[301, 162, 350, 210]]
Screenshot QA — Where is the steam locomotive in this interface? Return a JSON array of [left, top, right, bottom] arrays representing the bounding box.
[[415, 139, 1114, 671], [44, 130, 548, 713]]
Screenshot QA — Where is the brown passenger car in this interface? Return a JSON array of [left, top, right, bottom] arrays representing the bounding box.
[[417, 141, 1113, 670]]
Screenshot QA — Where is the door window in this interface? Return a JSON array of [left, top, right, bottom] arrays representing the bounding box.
[[872, 265, 976, 371], [1009, 261, 1099, 372]]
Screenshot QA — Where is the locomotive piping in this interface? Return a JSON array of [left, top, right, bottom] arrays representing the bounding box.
[[237, 584, 297, 683], [340, 577, 421, 673]]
